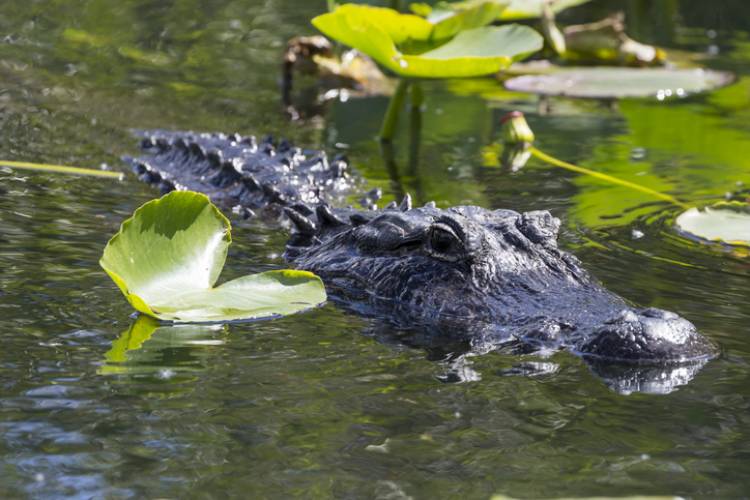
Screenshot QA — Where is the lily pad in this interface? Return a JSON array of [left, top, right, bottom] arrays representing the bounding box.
[[504, 67, 734, 99], [417, 0, 590, 21], [312, 4, 543, 78], [410, 0, 508, 40], [100, 191, 326, 323], [314, 4, 433, 46], [500, 0, 592, 20], [675, 202, 750, 247]]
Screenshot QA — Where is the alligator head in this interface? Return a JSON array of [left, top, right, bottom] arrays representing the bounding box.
[[285, 199, 716, 392]]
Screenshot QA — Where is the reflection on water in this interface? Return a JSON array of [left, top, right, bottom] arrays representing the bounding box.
[[100, 315, 227, 375], [2, 0, 750, 497], [585, 357, 710, 395]]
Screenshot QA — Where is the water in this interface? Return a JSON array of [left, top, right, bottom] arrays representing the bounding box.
[[1, 0, 750, 497]]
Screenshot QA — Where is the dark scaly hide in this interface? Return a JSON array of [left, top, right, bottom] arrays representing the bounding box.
[[128, 131, 716, 394]]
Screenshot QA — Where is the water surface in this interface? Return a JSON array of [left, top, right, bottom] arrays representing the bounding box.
[[1, 0, 750, 497]]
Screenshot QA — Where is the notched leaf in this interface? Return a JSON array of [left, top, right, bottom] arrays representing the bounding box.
[[100, 191, 327, 323]]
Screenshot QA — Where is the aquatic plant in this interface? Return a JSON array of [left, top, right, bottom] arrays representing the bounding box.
[[312, 2, 543, 139], [675, 202, 750, 248], [504, 67, 734, 99], [0, 159, 123, 179], [100, 191, 327, 323], [499, 111, 750, 248], [411, 0, 593, 22]]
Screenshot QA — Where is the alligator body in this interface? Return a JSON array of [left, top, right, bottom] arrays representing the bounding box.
[[128, 130, 716, 394]]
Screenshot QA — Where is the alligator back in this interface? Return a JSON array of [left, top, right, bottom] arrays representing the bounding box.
[[127, 130, 354, 217]]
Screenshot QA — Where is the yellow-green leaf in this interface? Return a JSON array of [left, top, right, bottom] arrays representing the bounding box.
[[500, 0, 592, 20], [675, 202, 750, 247], [100, 191, 327, 323], [505, 67, 734, 99], [312, 4, 542, 78], [410, 0, 509, 40]]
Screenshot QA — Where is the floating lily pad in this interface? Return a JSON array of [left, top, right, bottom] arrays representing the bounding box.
[[504, 67, 734, 99], [410, 0, 507, 39], [675, 202, 750, 247], [100, 191, 326, 323], [312, 4, 543, 78], [500, 0, 592, 20]]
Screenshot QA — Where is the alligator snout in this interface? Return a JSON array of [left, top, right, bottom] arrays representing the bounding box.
[[579, 307, 716, 363]]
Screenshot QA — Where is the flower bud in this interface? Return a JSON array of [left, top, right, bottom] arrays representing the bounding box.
[[500, 111, 535, 145]]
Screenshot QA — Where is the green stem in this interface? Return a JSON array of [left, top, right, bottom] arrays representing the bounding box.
[[379, 79, 410, 142], [326, 0, 337, 12], [528, 146, 689, 209], [0, 160, 124, 179], [408, 86, 422, 175], [410, 81, 424, 109]]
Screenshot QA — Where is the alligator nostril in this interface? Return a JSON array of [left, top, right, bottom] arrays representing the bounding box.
[[581, 306, 714, 364], [641, 307, 678, 320], [605, 309, 639, 325]]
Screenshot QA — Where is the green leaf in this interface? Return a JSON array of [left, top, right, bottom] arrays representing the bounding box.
[[314, 4, 432, 46], [504, 67, 734, 99], [0, 159, 124, 179], [500, 0, 592, 20], [409, 25, 542, 77], [410, 0, 508, 40], [675, 202, 750, 247], [412, 0, 588, 22], [312, 5, 543, 78], [99, 191, 326, 323]]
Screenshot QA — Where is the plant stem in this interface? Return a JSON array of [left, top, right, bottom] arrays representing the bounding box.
[[379, 79, 410, 142], [528, 147, 689, 209], [326, 0, 337, 12], [0, 160, 124, 179], [410, 81, 424, 109], [407, 82, 427, 203]]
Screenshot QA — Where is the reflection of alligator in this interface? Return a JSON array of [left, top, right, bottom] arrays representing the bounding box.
[[128, 130, 716, 394]]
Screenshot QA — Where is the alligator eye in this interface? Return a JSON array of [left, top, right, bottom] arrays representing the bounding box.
[[427, 223, 463, 261]]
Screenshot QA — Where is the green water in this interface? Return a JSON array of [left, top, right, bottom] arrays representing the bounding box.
[[1, 0, 750, 497]]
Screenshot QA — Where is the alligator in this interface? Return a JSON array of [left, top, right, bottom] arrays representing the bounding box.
[[127, 130, 716, 394]]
